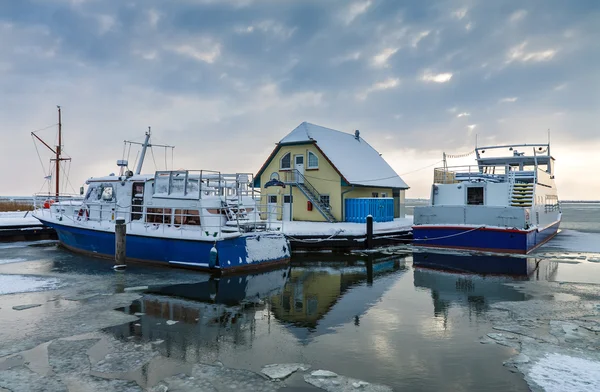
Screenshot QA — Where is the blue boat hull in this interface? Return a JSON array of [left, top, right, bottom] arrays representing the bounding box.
[[412, 221, 560, 254], [39, 219, 290, 274]]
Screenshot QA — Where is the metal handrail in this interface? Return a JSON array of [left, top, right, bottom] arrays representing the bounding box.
[[33, 193, 283, 237], [283, 169, 335, 221]]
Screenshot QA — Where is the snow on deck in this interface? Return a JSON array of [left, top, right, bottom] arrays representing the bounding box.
[[0, 211, 41, 227], [271, 216, 413, 236]]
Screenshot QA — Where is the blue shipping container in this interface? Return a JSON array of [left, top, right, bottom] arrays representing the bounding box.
[[344, 198, 394, 223]]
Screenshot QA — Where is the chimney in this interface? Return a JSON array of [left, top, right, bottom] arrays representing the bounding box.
[[354, 129, 360, 140]]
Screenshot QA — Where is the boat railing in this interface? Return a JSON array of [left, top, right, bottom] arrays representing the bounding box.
[[153, 170, 257, 203], [33, 193, 284, 237], [433, 164, 537, 184]]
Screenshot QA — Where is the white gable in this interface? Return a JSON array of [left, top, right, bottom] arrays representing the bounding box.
[[280, 122, 409, 189]]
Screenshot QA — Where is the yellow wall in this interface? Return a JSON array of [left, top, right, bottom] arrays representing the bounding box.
[[260, 143, 342, 221], [260, 143, 405, 221], [270, 270, 342, 325]]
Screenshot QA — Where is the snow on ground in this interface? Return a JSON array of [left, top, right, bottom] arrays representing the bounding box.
[[0, 211, 40, 227], [528, 353, 600, 392], [0, 258, 28, 265], [272, 216, 413, 236], [0, 274, 60, 295]]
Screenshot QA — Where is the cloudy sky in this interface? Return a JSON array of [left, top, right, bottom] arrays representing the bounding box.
[[1, 0, 598, 199]]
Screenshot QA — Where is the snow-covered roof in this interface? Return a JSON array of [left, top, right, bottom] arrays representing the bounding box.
[[279, 122, 409, 189], [86, 174, 154, 183]]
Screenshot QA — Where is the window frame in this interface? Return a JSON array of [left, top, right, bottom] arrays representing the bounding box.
[[319, 194, 330, 208], [307, 151, 319, 169], [280, 153, 291, 170]]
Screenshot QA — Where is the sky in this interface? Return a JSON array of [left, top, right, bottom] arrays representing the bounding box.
[[1, 0, 599, 199]]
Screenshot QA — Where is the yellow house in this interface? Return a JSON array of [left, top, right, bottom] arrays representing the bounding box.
[[254, 122, 409, 222]]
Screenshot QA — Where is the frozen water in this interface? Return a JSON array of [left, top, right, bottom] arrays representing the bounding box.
[[528, 353, 600, 392], [261, 363, 310, 379], [0, 274, 59, 295], [0, 258, 27, 265], [304, 370, 393, 392]]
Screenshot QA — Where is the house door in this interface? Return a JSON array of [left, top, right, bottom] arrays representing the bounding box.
[[283, 194, 293, 221], [267, 194, 278, 221], [294, 155, 304, 183]]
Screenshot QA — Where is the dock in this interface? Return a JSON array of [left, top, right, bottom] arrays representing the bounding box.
[[274, 217, 413, 252]]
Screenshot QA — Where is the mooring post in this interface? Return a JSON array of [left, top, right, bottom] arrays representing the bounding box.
[[114, 218, 126, 270], [366, 214, 373, 249], [366, 254, 374, 286]]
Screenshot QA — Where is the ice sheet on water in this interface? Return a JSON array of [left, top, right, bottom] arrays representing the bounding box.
[[304, 370, 393, 392], [536, 229, 600, 254], [0, 274, 59, 295], [261, 363, 310, 379], [0, 258, 27, 265], [528, 353, 600, 392]]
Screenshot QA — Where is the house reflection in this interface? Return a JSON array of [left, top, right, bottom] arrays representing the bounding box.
[[270, 253, 409, 342], [413, 251, 559, 323]]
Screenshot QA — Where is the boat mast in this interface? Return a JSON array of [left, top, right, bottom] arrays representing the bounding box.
[[135, 127, 152, 175], [56, 106, 62, 199], [31, 106, 71, 199]]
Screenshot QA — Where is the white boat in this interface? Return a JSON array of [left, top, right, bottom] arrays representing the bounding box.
[[33, 129, 290, 274], [413, 143, 561, 254]]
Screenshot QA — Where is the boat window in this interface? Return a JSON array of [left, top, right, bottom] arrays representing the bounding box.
[[146, 208, 172, 224], [101, 186, 114, 202], [467, 187, 484, 205], [174, 209, 200, 226]]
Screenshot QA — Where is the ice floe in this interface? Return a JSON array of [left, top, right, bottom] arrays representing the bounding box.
[[0, 274, 59, 295], [304, 370, 393, 391], [261, 363, 310, 379], [528, 353, 600, 392]]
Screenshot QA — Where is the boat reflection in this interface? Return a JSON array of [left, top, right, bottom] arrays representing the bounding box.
[[270, 253, 409, 343], [106, 267, 290, 363], [413, 251, 558, 319]]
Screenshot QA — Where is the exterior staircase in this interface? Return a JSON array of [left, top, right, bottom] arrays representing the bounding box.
[[511, 183, 534, 207], [285, 169, 337, 222]]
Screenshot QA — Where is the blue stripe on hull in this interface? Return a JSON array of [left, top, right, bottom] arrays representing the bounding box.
[[41, 220, 289, 273], [413, 221, 560, 254], [413, 252, 539, 276]]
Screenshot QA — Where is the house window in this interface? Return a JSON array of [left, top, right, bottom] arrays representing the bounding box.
[[381, 192, 387, 198], [270, 172, 280, 181], [372, 192, 378, 198], [308, 151, 319, 169], [280, 153, 291, 170], [268, 195, 277, 204], [283, 195, 293, 203], [467, 187, 484, 205], [320, 195, 330, 207]]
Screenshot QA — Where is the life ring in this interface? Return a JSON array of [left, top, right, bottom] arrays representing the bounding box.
[[77, 207, 90, 221], [43, 199, 55, 209]]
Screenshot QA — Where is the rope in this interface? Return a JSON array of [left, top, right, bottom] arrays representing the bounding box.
[[32, 134, 48, 177], [285, 229, 344, 243], [412, 226, 485, 241], [30, 123, 58, 134], [446, 150, 475, 159], [150, 147, 157, 171], [300, 160, 443, 184]]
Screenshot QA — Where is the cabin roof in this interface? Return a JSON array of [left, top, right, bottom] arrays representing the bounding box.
[[258, 122, 409, 189]]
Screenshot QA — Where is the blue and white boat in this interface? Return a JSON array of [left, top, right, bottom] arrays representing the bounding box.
[[413, 143, 561, 254], [33, 130, 290, 273]]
